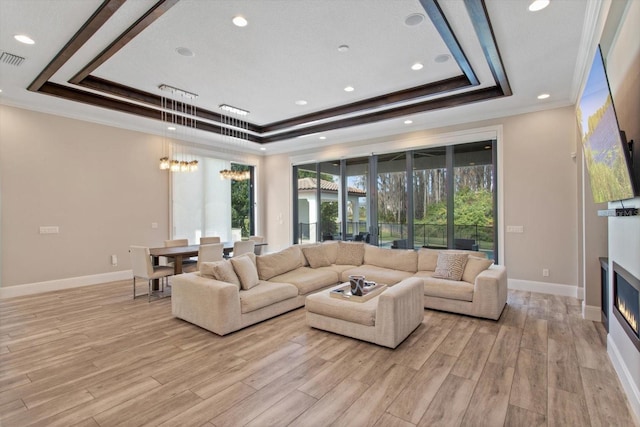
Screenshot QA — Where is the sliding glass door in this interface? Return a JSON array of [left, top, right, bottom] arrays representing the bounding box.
[[292, 140, 497, 259], [413, 146, 448, 249], [376, 153, 407, 248]]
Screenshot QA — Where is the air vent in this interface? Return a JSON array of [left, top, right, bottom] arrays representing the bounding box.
[[0, 51, 26, 66]]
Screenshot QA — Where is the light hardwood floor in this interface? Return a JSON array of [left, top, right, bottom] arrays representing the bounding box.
[[0, 280, 638, 427]]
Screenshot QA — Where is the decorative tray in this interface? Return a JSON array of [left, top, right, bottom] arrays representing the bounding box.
[[329, 282, 387, 302]]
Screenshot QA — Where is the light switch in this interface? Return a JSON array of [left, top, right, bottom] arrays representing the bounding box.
[[506, 225, 524, 233], [151, 222, 158, 229]]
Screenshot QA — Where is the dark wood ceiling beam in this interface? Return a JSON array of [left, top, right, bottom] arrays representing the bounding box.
[[38, 82, 262, 144], [78, 75, 264, 134], [27, 0, 126, 92], [262, 75, 470, 132], [420, 0, 479, 86], [261, 86, 505, 143], [464, 0, 512, 96], [69, 0, 180, 84]]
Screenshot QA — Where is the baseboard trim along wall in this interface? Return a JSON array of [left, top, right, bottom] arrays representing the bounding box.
[[508, 278, 580, 298], [608, 335, 640, 423], [0, 270, 132, 299], [582, 303, 602, 322]]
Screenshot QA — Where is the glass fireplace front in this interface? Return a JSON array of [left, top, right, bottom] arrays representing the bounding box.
[[613, 261, 640, 352]]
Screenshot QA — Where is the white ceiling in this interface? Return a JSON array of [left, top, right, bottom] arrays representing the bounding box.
[[0, 0, 601, 155]]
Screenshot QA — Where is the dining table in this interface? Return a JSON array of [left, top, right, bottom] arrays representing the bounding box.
[[149, 241, 267, 275]]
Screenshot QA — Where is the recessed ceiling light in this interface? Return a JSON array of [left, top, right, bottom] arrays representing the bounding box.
[[411, 63, 423, 71], [232, 16, 248, 27], [295, 100, 308, 106], [260, 147, 266, 151], [14, 34, 35, 44], [528, 0, 550, 12], [537, 93, 550, 99], [167, 126, 176, 131], [404, 120, 413, 124], [337, 45, 350, 52], [319, 136, 327, 140], [405, 13, 425, 26], [175, 47, 194, 57], [344, 86, 354, 92], [434, 54, 451, 63]]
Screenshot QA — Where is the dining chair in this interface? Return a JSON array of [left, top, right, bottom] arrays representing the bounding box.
[[248, 235, 265, 255], [231, 240, 255, 258], [183, 243, 224, 273], [164, 238, 196, 267], [200, 236, 221, 244], [164, 238, 189, 247], [129, 245, 174, 302]]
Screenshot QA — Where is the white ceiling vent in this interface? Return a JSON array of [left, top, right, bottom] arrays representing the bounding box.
[[0, 51, 26, 66]]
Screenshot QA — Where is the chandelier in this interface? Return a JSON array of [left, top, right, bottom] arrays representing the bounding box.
[[219, 103, 251, 180], [219, 169, 251, 181], [159, 84, 199, 172]]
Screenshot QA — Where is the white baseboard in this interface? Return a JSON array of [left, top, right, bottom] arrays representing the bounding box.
[[608, 335, 640, 424], [508, 278, 579, 298], [582, 303, 602, 322], [0, 270, 132, 299]]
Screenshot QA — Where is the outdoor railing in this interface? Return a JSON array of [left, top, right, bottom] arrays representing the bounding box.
[[298, 221, 493, 251]]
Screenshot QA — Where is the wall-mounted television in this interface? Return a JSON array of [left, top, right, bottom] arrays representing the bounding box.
[[576, 45, 637, 203]]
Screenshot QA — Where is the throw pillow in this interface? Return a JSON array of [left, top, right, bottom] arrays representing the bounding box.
[[302, 245, 331, 268], [432, 252, 469, 281], [335, 241, 365, 265], [231, 255, 260, 290], [200, 260, 241, 287], [462, 257, 494, 283]]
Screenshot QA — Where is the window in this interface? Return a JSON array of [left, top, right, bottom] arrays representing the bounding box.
[[293, 141, 497, 259], [172, 156, 255, 243]]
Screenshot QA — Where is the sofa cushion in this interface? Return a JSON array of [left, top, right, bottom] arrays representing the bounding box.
[[269, 267, 339, 295], [200, 260, 241, 287], [423, 277, 474, 302], [462, 257, 494, 284], [364, 245, 417, 272], [297, 243, 319, 266], [340, 265, 414, 285], [318, 264, 356, 275], [417, 248, 440, 271], [239, 281, 299, 313], [433, 252, 469, 281], [302, 245, 331, 268], [231, 255, 260, 290], [413, 270, 435, 280], [256, 246, 303, 281], [322, 241, 339, 264], [336, 241, 365, 265], [305, 287, 377, 326]]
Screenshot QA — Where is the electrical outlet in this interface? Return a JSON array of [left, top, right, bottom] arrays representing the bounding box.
[[506, 225, 524, 233], [151, 222, 158, 229], [542, 268, 549, 277]]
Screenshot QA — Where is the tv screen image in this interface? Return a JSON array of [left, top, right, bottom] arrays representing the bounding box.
[[576, 46, 635, 203]]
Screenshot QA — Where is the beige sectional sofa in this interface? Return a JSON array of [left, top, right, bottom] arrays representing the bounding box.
[[171, 241, 507, 336]]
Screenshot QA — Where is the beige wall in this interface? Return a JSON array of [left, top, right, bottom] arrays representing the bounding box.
[[1, 105, 171, 287], [602, 0, 640, 417], [264, 106, 580, 287], [0, 105, 263, 288]]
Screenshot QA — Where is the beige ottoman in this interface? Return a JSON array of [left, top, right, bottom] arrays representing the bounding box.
[[305, 277, 424, 348]]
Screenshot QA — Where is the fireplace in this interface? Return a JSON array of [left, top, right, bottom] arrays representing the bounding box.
[[613, 261, 640, 351]]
